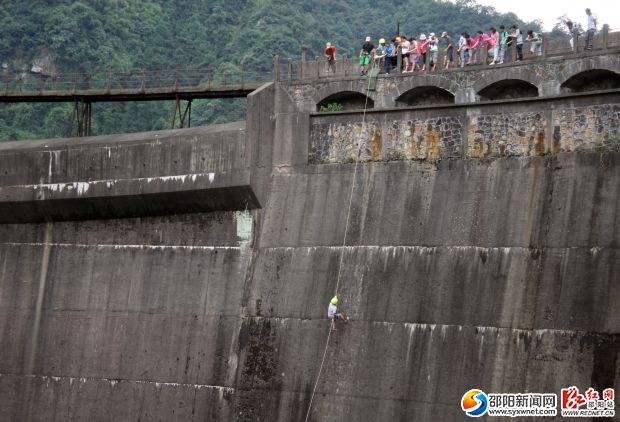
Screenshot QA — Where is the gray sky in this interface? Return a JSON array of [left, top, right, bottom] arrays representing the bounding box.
[[457, 0, 620, 31]]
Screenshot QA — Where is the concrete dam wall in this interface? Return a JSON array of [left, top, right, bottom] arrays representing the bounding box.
[[0, 66, 619, 420]]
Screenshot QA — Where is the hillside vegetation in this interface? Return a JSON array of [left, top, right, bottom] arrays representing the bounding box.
[[0, 0, 539, 141]]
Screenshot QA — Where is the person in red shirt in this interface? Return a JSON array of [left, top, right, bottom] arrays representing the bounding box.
[[419, 34, 429, 71], [324, 42, 337, 75], [466, 34, 478, 65]]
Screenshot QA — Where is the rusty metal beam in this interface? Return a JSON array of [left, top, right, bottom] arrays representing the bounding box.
[[169, 98, 192, 129], [67, 100, 92, 137]]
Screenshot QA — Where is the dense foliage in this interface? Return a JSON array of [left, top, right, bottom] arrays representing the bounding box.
[[0, 0, 540, 141]]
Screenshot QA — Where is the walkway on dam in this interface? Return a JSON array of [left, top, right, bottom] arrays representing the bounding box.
[[0, 28, 618, 104]]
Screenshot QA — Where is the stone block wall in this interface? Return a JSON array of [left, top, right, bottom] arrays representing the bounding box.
[[467, 111, 547, 158], [553, 104, 620, 152], [310, 96, 620, 163]]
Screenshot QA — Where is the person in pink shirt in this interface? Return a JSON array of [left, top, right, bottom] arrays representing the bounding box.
[[476, 30, 492, 64], [489, 27, 500, 65], [406, 36, 420, 72]]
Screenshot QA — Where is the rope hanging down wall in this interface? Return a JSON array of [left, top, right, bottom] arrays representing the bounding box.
[[303, 62, 376, 422]]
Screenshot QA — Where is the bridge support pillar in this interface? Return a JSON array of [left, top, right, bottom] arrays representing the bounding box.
[[455, 88, 477, 104], [539, 81, 561, 97], [170, 97, 192, 129], [68, 100, 92, 137]]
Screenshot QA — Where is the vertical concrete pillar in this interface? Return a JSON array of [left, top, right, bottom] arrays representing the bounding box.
[[315, 56, 320, 79], [544, 102, 555, 154], [572, 29, 579, 53], [287, 59, 293, 81], [455, 88, 476, 104], [301, 46, 308, 79], [274, 55, 281, 81], [602, 24, 609, 50]]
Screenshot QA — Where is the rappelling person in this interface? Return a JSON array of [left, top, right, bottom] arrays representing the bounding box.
[[328, 296, 348, 330]]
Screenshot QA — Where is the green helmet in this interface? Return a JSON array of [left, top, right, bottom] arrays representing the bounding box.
[[331, 296, 338, 305]]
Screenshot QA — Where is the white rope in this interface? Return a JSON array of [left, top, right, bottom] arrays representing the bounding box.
[[303, 60, 376, 422]]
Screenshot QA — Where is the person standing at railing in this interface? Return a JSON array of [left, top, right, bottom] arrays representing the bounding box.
[[509, 25, 524, 61], [406, 35, 420, 72], [389, 37, 400, 72], [374, 38, 389, 73], [564, 19, 582, 51], [475, 31, 492, 64], [466, 33, 479, 65], [457, 32, 469, 68], [359, 37, 375, 76], [428, 33, 439, 72], [497, 25, 510, 64], [489, 27, 500, 65], [526, 30, 542, 56], [324, 42, 337, 75], [401, 36, 411, 72], [441, 32, 454, 69], [419, 34, 429, 71], [585, 8, 597, 50]]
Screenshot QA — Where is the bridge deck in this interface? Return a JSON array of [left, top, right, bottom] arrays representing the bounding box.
[[0, 83, 263, 103]]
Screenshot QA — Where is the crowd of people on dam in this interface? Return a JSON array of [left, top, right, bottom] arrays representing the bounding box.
[[322, 8, 599, 76]]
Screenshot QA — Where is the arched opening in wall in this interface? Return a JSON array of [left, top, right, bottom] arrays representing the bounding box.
[[477, 79, 538, 101], [316, 91, 374, 111], [561, 69, 620, 93], [395, 86, 455, 107]]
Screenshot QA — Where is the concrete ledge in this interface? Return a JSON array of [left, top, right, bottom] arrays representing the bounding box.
[[0, 180, 260, 223], [0, 123, 261, 222]]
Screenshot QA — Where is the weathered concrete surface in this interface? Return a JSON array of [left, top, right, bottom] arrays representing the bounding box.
[[0, 212, 250, 421], [0, 76, 619, 422], [0, 122, 259, 223]]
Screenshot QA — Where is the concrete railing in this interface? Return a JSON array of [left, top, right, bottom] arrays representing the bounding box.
[[280, 27, 620, 81]]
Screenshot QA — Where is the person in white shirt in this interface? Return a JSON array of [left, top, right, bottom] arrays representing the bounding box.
[[585, 8, 597, 50], [428, 33, 439, 72], [327, 296, 348, 330], [509, 25, 524, 61]]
